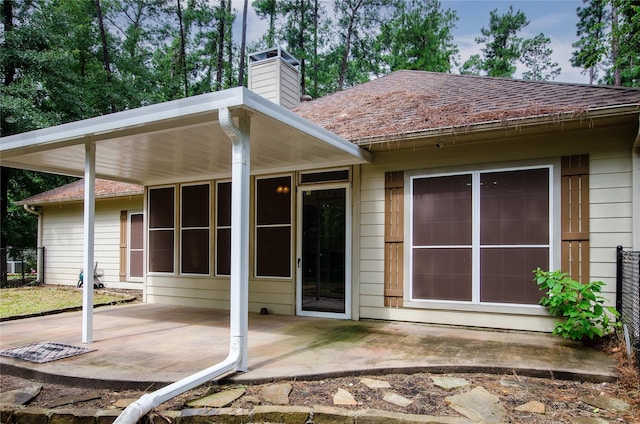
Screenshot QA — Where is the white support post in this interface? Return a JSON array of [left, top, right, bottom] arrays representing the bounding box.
[[82, 141, 96, 344]]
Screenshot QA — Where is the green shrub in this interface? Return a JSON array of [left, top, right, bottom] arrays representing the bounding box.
[[534, 268, 620, 341]]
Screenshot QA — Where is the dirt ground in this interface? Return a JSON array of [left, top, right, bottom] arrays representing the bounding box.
[[2, 356, 639, 423]]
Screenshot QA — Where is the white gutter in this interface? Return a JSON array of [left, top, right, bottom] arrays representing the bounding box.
[[114, 107, 250, 423]]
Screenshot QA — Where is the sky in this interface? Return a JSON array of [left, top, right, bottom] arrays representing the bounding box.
[[231, 0, 589, 84]]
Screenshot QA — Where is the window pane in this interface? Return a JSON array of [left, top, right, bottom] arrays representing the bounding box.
[[130, 251, 143, 277], [216, 228, 231, 276], [130, 214, 144, 250], [217, 182, 231, 227], [256, 227, 291, 277], [480, 247, 549, 304], [413, 175, 472, 246], [149, 187, 174, 228], [182, 184, 209, 227], [480, 169, 549, 245], [300, 169, 349, 183], [149, 230, 173, 272], [257, 176, 291, 225], [412, 248, 472, 301], [182, 229, 209, 274]]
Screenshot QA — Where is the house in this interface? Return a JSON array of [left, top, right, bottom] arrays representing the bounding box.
[[15, 179, 143, 289], [4, 48, 639, 335]]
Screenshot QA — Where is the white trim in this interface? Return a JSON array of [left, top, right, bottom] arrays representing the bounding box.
[[215, 179, 232, 277], [296, 182, 352, 319], [254, 174, 294, 280], [147, 185, 177, 276], [179, 182, 212, 276], [406, 162, 555, 309], [127, 211, 144, 282]]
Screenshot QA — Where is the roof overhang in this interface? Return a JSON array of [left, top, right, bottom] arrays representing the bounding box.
[[353, 104, 640, 151], [1, 87, 372, 185]]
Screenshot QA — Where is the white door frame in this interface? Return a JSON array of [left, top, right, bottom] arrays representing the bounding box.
[[296, 182, 351, 319]]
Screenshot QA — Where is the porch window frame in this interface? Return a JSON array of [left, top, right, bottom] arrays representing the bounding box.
[[147, 185, 176, 275], [254, 173, 293, 279], [179, 181, 211, 276], [127, 210, 144, 281], [215, 179, 232, 277], [405, 161, 559, 313]]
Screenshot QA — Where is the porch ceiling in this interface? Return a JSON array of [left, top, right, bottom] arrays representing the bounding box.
[[0, 87, 372, 185]]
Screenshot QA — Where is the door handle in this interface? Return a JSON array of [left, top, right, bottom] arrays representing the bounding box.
[[297, 258, 301, 268]]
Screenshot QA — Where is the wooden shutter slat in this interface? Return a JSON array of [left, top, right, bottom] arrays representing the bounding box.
[[384, 171, 404, 307], [561, 155, 589, 283]]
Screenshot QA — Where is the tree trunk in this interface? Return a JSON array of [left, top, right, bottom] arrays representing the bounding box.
[[95, 0, 116, 113], [238, 0, 248, 87], [177, 0, 188, 97], [312, 0, 318, 97], [298, 0, 306, 96], [0, 167, 9, 284], [226, 0, 233, 88], [216, 0, 226, 91], [611, 1, 621, 86]]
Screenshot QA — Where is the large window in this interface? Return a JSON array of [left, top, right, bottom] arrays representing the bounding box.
[[256, 175, 292, 278], [410, 166, 551, 305], [216, 181, 231, 276], [181, 183, 210, 275], [148, 186, 175, 273]]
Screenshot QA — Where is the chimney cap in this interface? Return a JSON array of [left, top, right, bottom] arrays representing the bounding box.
[[249, 47, 300, 67]]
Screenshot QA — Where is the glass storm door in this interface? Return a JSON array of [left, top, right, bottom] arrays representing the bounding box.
[[297, 185, 350, 318]]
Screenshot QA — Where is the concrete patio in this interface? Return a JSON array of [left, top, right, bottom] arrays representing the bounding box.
[[0, 303, 618, 390]]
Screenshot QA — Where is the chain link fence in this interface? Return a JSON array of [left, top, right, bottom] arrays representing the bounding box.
[[617, 246, 640, 365], [1, 247, 45, 288]]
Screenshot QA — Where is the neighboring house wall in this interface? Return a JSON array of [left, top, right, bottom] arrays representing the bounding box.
[[358, 122, 635, 332], [40, 197, 143, 290]]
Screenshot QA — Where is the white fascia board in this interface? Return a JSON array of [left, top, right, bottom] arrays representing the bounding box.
[[240, 88, 373, 164], [1, 88, 246, 156]]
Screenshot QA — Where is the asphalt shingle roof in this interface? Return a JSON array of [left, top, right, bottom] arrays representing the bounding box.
[[292, 70, 640, 142], [17, 179, 143, 205]]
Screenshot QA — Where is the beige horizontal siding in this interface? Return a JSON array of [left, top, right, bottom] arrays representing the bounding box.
[[41, 198, 143, 290], [357, 124, 635, 331]]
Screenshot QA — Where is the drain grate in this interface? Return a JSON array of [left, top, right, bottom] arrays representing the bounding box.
[[0, 341, 95, 363]]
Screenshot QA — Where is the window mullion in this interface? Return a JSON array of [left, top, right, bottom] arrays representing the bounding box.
[[472, 171, 481, 304]]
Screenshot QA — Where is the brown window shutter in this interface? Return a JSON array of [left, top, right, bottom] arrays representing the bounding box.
[[384, 171, 404, 307], [561, 155, 589, 282], [119, 210, 127, 282]]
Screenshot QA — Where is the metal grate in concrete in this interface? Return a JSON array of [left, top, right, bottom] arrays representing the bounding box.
[[0, 341, 94, 363]]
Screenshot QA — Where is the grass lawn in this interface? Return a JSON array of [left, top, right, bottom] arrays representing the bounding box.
[[0, 286, 132, 319]]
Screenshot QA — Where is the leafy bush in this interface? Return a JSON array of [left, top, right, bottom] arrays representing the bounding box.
[[534, 268, 620, 341]]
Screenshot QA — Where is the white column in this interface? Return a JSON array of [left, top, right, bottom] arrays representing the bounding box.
[[82, 141, 96, 344]]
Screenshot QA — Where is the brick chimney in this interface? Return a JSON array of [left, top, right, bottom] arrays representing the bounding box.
[[248, 48, 301, 109]]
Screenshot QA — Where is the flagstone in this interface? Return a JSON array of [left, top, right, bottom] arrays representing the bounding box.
[[186, 387, 246, 408], [431, 377, 469, 390], [383, 392, 413, 407], [360, 377, 391, 389], [445, 386, 507, 424], [333, 388, 357, 406], [0, 385, 42, 405], [514, 400, 545, 414]]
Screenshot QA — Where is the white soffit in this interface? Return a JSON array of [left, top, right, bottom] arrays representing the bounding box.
[[0, 87, 371, 185]]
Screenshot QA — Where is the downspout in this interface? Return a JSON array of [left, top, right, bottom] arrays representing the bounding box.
[[23, 204, 42, 247], [114, 107, 250, 423]]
